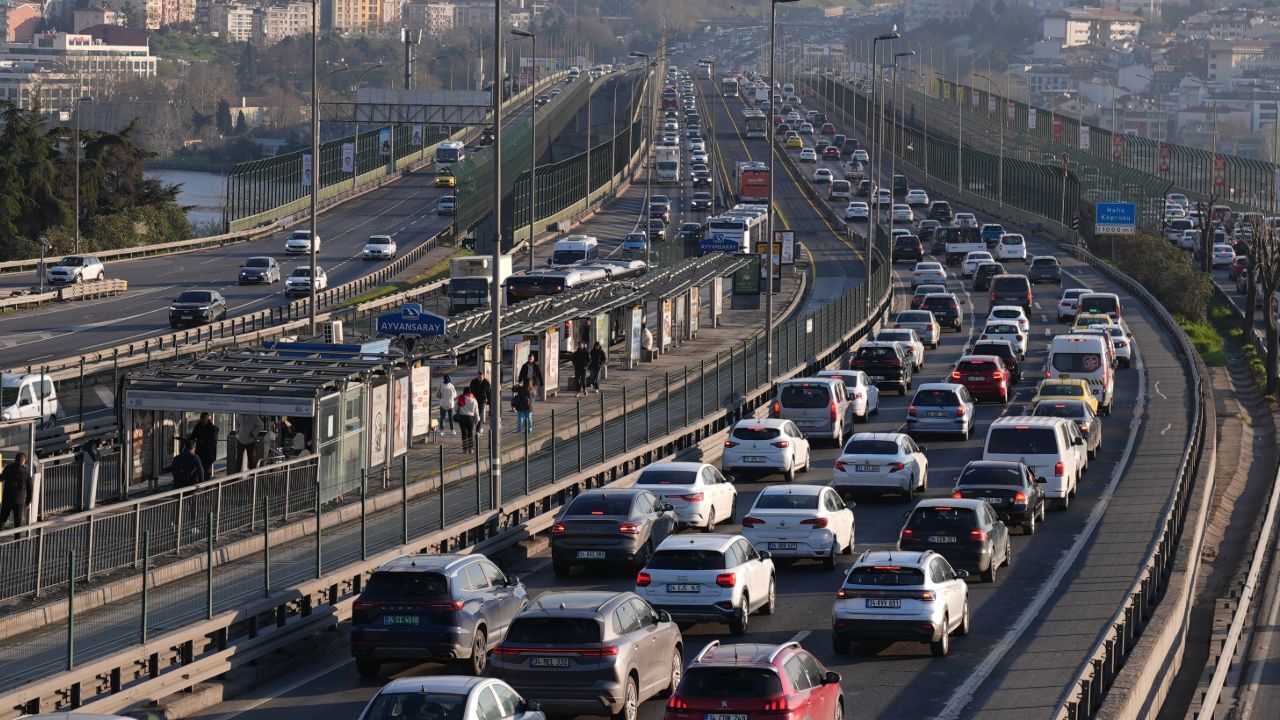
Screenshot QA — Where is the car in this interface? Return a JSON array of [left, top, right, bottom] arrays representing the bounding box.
[[995, 233, 1027, 262], [741, 485, 855, 569], [972, 262, 1006, 291], [621, 232, 648, 257], [648, 219, 667, 241], [928, 201, 953, 222], [831, 432, 929, 500], [898, 498, 1012, 583], [911, 284, 946, 309], [905, 383, 975, 440], [832, 550, 970, 656], [1177, 229, 1199, 251], [550, 488, 680, 576], [852, 149, 870, 162], [690, 191, 713, 212], [798, 147, 818, 162], [1032, 378, 1099, 415], [168, 290, 227, 328], [661, 133, 679, 146], [904, 189, 930, 206], [636, 534, 776, 635], [663, 119, 679, 131], [770, 377, 854, 446], [237, 256, 280, 284], [849, 341, 913, 395], [949, 354, 1011, 403], [814, 139, 830, 154], [816, 370, 881, 420], [1212, 243, 1237, 267], [691, 170, 711, 187], [1096, 323, 1133, 367], [951, 461, 1047, 536], [876, 189, 892, 207], [46, 255, 106, 284], [438, 195, 457, 215], [435, 173, 457, 188], [284, 230, 319, 254], [354, 677, 544, 720], [1028, 255, 1062, 284], [785, 136, 804, 149], [892, 310, 941, 349], [349, 554, 528, 678], [722, 419, 812, 482], [690, 149, 709, 164], [891, 204, 914, 223], [1167, 193, 1190, 209], [920, 293, 963, 331], [799, 123, 814, 135], [1033, 400, 1102, 459], [688, 138, 705, 152], [823, 145, 842, 160], [989, 273, 1033, 310], [1073, 312, 1113, 332], [363, 234, 397, 260], [786, 112, 801, 123], [910, 261, 947, 286], [778, 123, 793, 135], [962, 251, 995, 277], [1057, 287, 1092, 322], [1230, 256, 1250, 280], [285, 266, 328, 295], [917, 218, 941, 242], [844, 202, 870, 221], [634, 462, 739, 529], [984, 416, 1087, 508], [855, 179, 875, 196], [1163, 204, 1186, 219], [971, 339, 1022, 384], [489, 591, 683, 719], [832, 133, 847, 148], [952, 213, 978, 229], [892, 234, 924, 263], [666, 640, 844, 720], [820, 122, 837, 135], [812, 167, 833, 184], [829, 180, 852, 200], [872, 328, 925, 370], [978, 321, 1027, 358], [987, 305, 1030, 336]]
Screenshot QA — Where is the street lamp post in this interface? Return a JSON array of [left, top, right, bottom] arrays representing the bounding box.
[[73, 92, 91, 255], [902, 66, 928, 181], [975, 73, 1004, 206], [488, 0, 504, 510], [512, 29, 537, 270], [308, 0, 320, 336], [868, 28, 899, 316], [629, 51, 653, 268], [766, 0, 800, 383], [888, 50, 914, 200]]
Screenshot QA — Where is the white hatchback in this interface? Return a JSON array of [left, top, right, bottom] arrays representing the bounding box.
[[285, 230, 319, 254], [816, 370, 881, 420], [986, 306, 1030, 335], [1212, 244, 1236, 267], [978, 321, 1027, 358], [995, 234, 1027, 262], [1098, 323, 1133, 367], [799, 148, 818, 162], [905, 189, 930, 206], [962, 251, 995, 277], [812, 168, 833, 184], [1057, 287, 1092, 322], [892, 204, 914, 223], [831, 432, 929, 500], [911, 262, 948, 287], [742, 485, 855, 570], [845, 202, 870, 221], [722, 419, 811, 482], [892, 310, 941, 349], [632, 462, 738, 530], [832, 550, 970, 657], [636, 534, 776, 636]]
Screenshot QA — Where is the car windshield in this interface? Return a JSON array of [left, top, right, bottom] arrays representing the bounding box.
[[368, 237, 391, 245], [362, 571, 450, 600], [958, 465, 1024, 486], [779, 384, 830, 408], [1052, 353, 1103, 373], [843, 439, 898, 455], [361, 692, 468, 720], [176, 291, 213, 303], [1040, 383, 1084, 397], [57, 257, 85, 266], [679, 668, 783, 698], [754, 492, 820, 510], [648, 549, 727, 570], [913, 389, 960, 406], [291, 269, 313, 278], [635, 470, 697, 486], [986, 427, 1059, 454], [1034, 402, 1088, 419], [732, 426, 782, 441], [906, 506, 977, 529], [565, 494, 634, 516], [243, 258, 271, 268], [845, 566, 925, 586], [505, 617, 602, 645]]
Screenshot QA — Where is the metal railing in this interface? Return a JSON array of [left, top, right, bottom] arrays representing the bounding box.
[[35, 449, 123, 518]]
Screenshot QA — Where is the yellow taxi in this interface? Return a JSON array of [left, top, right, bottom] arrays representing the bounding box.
[[434, 172, 457, 188], [1031, 378, 1099, 414], [785, 136, 804, 150], [1072, 312, 1112, 331]]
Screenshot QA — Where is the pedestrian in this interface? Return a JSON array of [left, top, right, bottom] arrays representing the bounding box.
[[589, 341, 607, 391], [571, 342, 590, 396], [171, 439, 205, 489], [234, 413, 264, 472], [437, 374, 457, 436], [456, 387, 478, 452], [641, 322, 655, 362], [512, 380, 534, 433], [469, 371, 491, 433], [0, 452, 32, 530], [518, 353, 543, 394], [189, 412, 219, 481]]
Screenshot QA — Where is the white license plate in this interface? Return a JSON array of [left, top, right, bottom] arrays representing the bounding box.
[[667, 584, 699, 593], [530, 657, 570, 668], [927, 536, 957, 543], [855, 464, 878, 472], [576, 551, 605, 559], [769, 542, 798, 550], [968, 376, 986, 381], [706, 715, 748, 720], [744, 456, 769, 463], [865, 598, 902, 609], [926, 411, 949, 418], [869, 375, 886, 380]]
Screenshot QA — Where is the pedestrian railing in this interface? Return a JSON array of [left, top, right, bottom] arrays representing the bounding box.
[[35, 449, 124, 518]]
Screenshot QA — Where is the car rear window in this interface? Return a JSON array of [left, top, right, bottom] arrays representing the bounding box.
[[679, 668, 783, 698], [1031, 257, 1059, 267], [362, 692, 468, 720], [991, 309, 1021, 320], [845, 566, 926, 586], [1052, 352, 1104, 373], [1040, 383, 1085, 397], [1034, 402, 1088, 418], [565, 494, 634, 515], [732, 426, 782, 441], [876, 331, 912, 343], [635, 470, 698, 485], [843, 439, 898, 455], [506, 617, 602, 645], [991, 277, 1030, 293], [972, 344, 1015, 362], [1079, 296, 1119, 315], [912, 389, 960, 406], [1002, 236, 1024, 245], [362, 571, 450, 600], [855, 346, 898, 361], [922, 297, 957, 311], [779, 384, 831, 408], [754, 493, 820, 510], [897, 312, 930, 323], [958, 465, 1024, 486], [906, 506, 977, 529], [957, 359, 998, 373], [648, 550, 727, 570], [986, 427, 1060, 454], [895, 237, 919, 247]]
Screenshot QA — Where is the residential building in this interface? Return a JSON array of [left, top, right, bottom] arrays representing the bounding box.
[[903, 0, 976, 30], [1206, 39, 1280, 87], [1, 2, 42, 45], [212, 3, 255, 42], [1043, 6, 1143, 49], [453, 1, 494, 27], [73, 5, 126, 33], [0, 27, 156, 115], [403, 0, 454, 35], [331, 0, 389, 33], [260, 1, 312, 43]]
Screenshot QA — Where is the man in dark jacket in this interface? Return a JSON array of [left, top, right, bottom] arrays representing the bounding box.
[[588, 341, 607, 392], [171, 440, 205, 489], [468, 372, 492, 431], [190, 412, 219, 481], [518, 354, 543, 395], [0, 452, 32, 529], [571, 342, 590, 396]]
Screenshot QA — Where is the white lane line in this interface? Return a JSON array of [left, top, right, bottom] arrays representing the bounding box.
[[790, 630, 811, 644], [1161, 423, 1172, 436], [195, 653, 354, 720], [1154, 381, 1167, 400]]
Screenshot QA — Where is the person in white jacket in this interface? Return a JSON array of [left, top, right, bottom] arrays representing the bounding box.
[[456, 388, 479, 452], [437, 375, 457, 436]]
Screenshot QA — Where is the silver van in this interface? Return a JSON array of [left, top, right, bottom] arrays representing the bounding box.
[[770, 377, 854, 447]]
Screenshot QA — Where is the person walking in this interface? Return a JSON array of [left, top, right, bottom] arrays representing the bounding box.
[[0, 452, 33, 530], [437, 374, 457, 436], [571, 342, 590, 396], [518, 353, 543, 395], [469, 371, 491, 434], [512, 380, 534, 433], [171, 440, 205, 489], [456, 387, 479, 452], [190, 412, 219, 481], [641, 322, 655, 362], [589, 341, 607, 392], [234, 414, 264, 472]]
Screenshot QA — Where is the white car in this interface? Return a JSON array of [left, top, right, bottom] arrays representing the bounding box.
[[690, 149, 709, 164], [633, 461, 738, 530], [845, 202, 870, 221], [663, 119, 679, 131], [438, 195, 456, 215], [1212, 243, 1236, 267], [986, 306, 1030, 335], [831, 550, 970, 656], [356, 677, 545, 720], [741, 485, 855, 569], [1178, 229, 1199, 251], [876, 189, 893, 207], [812, 167, 834, 184], [816, 370, 881, 420], [1163, 204, 1186, 219], [1058, 287, 1092, 322], [911, 262, 948, 287], [799, 122, 814, 134], [962, 251, 995, 277], [636, 533, 776, 636], [362, 234, 397, 260], [995, 233, 1027, 262], [892, 310, 941, 349], [1167, 193, 1190, 210], [798, 148, 818, 162], [953, 213, 978, 229], [46, 255, 106, 284], [852, 149, 870, 163], [978, 321, 1027, 358], [905, 189, 930, 206], [688, 138, 705, 152], [831, 432, 930, 500], [872, 328, 925, 369], [285, 266, 328, 295], [285, 230, 319, 254], [722, 419, 811, 482], [661, 133, 679, 146], [892, 204, 914, 223], [1098, 323, 1133, 367], [787, 112, 801, 123]]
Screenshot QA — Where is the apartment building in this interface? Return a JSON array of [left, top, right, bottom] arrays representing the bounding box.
[[903, 0, 976, 30], [0, 27, 156, 115], [212, 3, 256, 42], [1043, 6, 1143, 49], [261, 0, 312, 43]]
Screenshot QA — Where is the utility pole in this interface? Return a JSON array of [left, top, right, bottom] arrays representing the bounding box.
[[308, 0, 319, 336], [488, 0, 503, 512]]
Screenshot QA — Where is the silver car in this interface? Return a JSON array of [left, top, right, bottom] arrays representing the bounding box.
[[770, 377, 854, 447], [906, 383, 975, 440]]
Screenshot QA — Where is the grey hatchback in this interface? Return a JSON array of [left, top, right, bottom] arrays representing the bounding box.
[[551, 489, 679, 577], [489, 591, 684, 720]]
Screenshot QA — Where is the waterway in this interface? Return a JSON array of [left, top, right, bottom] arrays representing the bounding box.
[[146, 168, 226, 231]]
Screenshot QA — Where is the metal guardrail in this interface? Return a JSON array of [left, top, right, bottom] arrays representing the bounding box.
[[0, 280, 129, 312], [35, 449, 123, 518]]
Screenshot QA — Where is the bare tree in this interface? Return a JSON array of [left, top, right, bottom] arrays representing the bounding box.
[[1198, 192, 1219, 273], [1253, 216, 1280, 393]]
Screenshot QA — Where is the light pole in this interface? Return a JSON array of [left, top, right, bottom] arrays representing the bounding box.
[[629, 50, 653, 268], [868, 28, 899, 315], [766, 0, 800, 383], [902, 66, 928, 181], [488, 0, 504, 509], [308, 0, 320, 336], [888, 50, 914, 199], [73, 92, 91, 255], [975, 72, 1004, 206], [351, 63, 384, 192], [512, 29, 537, 270]]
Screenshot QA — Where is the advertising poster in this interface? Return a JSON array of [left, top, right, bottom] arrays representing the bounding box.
[[1028, 108, 1037, 130], [341, 143, 355, 174], [1080, 125, 1091, 150], [711, 277, 723, 323], [1112, 133, 1123, 162], [971, 90, 980, 109], [593, 312, 610, 353], [1158, 143, 1171, 174], [393, 375, 408, 457], [412, 125, 424, 145], [629, 306, 643, 366], [987, 94, 997, 114], [1214, 155, 1227, 189], [1052, 116, 1062, 140], [379, 128, 392, 156], [512, 340, 531, 389], [543, 327, 560, 396], [301, 153, 313, 187], [410, 366, 433, 438], [778, 230, 796, 265], [1006, 99, 1015, 122], [661, 298, 674, 351], [368, 382, 388, 469], [689, 286, 700, 335]]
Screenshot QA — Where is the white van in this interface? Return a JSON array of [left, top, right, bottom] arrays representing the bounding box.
[[983, 416, 1087, 509], [1046, 334, 1115, 415], [1, 373, 59, 425], [549, 235, 600, 266], [1076, 292, 1122, 322]]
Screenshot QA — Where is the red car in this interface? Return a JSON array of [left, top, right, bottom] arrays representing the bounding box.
[[820, 122, 837, 135], [822, 146, 841, 160], [666, 641, 844, 720], [949, 354, 1011, 403], [1230, 255, 1249, 280]]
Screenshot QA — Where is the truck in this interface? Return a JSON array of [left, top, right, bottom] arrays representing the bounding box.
[[447, 255, 513, 314], [939, 227, 985, 266], [655, 147, 681, 183]]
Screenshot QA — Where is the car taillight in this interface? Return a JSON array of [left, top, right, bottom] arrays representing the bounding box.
[[1026, 292, 1033, 304], [576, 646, 620, 657], [636, 571, 652, 587], [771, 400, 781, 417], [668, 696, 689, 711], [762, 697, 790, 714], [907, 404, 918, 417], [1014, 491, 1027, 504], [952, 491, 964, 499], [1055, 461, 1065, 477], [742, 516, 764, 527], [894, 323, 903, 328], [772, 440, 790, 448], [950, 371, 962, 380], [970, 529, 988, 543], [955, 405, 966, 418], [724, 440, 739, 448], [900, 528, 915, 542], [679, 493, 705, 502], [716, 572, 737, 588], [887, 359, 902, 367], [491, 645, 523, 656], [619, 523, 640, 534], [833, 460, 847, 472], [552, 523, 566, 534], [989, 291, 996, 302], [829, 402, 838, 423], [888, 462, 905, 473], [980, 335, 988, 340], [801, 517, 829, 528], [992, 370, 1004, 379]]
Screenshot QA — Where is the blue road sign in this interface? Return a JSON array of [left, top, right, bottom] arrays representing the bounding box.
[[1095, 202, 1136, 235], [700, 238, 741, 254], [376, 303, 447, 337]]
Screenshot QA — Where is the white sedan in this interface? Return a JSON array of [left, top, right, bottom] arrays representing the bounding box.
[[911, 262, 948, 287], [978, 321, 1027, 357], [1212, 243, 1236, 267], [688, 138, 705, 152], [1099, 323, 1134, 367], [986, 306, 1030, 335], [876, 189, 893, 207], [891, 204, 914, 223], [831, 432, 929, 500], [962, 251, 995, 277], [362, 234, 397, 260], [905, 189, 930, 206], [1178, 229, 1199, 251], [953, 213, 979, 229], [816, 370, 881, 420], [741, 485, 855, 569], [892, 310, 941, 349], [852, 149, 870, 163], [812, 167, 834, 184], [722, 419, 811, 482], [845, 202, 870, 221], [872, 328, 925, 370], [633, 461, 738, 530], [284, 230, 319, 254], [1058, 287, 1092, 322], [799, 148, 818, 162], [690, 149, 709, 164]]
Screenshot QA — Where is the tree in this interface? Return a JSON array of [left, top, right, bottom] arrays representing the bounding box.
[[216, 99, 233, 133], [235, 110, 247, 133], [1253, 218, 1280, 393]]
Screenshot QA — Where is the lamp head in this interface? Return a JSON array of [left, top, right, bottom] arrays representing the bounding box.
[[511, 29, 532, 38]]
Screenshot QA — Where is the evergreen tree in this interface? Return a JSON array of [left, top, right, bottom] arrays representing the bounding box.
[[216, 99, 233, 133], [235, 110, 247, 133]]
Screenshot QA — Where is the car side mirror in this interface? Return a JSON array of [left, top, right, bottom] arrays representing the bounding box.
[[657, 610, 672, 624], [663, 503, 676, 512], [917, 445, 927, 453], [758, 550, 773, 560], [1073, 438, 1083, 446], [525, 701, 543, 713], [507, 575, 521, 587], [1036, 476, 1048, 484], [823, 671, 841, 685], [955, 569, 970, 579]]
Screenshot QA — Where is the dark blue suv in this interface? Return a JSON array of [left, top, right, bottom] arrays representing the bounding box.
[[350, 553, 528, 679]]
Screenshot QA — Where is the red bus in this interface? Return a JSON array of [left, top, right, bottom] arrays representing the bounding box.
[[736, 161, 769, 203]]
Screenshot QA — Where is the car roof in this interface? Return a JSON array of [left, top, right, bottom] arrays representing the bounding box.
[[852, 549, 931, 569], [734, 417, 798, 428], [656, 533, 741, 553], [693, 641, 789, 667], [527, 590, 629, 614], [642, 461, 708, 473], [376, 553, 476, 573], [848, 431, 907, 442], [378, 675, 489, 695], [915, 498, 989, 510], [916, 382, 966, 392], [989, 305, 1025, 313], [963, 459, 1026, 471], [576, 487, 648, 499], [758, 484, 824, 496]]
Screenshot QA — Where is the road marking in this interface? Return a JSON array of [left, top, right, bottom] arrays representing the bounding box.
[[1154, 381, 1167, 400], [196, 653, 354, 720], [790, 630, 811, 644], [1161, 423, 1172, 436]]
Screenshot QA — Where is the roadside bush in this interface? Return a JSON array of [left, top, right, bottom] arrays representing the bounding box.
[[1111, 231, 1212, 322]]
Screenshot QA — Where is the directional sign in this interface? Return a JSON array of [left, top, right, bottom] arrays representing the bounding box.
[[700, 238, 741, 254], [376, 303, 447, 337], [1095, 202, 1136, 235]]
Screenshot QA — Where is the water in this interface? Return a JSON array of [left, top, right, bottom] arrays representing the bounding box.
[[146, 168, 226, 231]]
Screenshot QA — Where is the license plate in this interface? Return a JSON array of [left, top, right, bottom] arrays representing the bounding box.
[[1059, 373, 1071, 378], [985, 497, 1007, 505], [744, 456, 768, 463], [530, 657, 570, 668], [927, 411, 949, 418], [869, 375, 885, 380], [927, 536, 956, 543], [706, 714, 748, 720], [383, 615, 419, 626], [769, 542, 798, 550], [855, 465, 878, 472], [968, 376, 986, 381], [865, 598, 901, 609], [576, 551, 605, 559], [667, 584, 699, 593]]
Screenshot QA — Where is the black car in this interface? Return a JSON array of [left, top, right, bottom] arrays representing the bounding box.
[[832, 133, 847, 149], [551, 488, 679, 576], [917, 219, 941, 243], [972, 262, 1007, 291], [848, 341, 913, 395], [892, 235, 924, 263], [675, 222, 704, 241], [928, 201, 953, 222], [970, 340, 1022, 383], [648, 219, 667, 241], [920, 293, 963, 331], [1027, 255, 1062, 284], [989, 274, 1033, 310], [951, 461, 1047, 536], [692, 171, 712, 187], [690, 192, 713, 212], [892, 174, 908, 196], [169, 290, 227, 328], [899, 499, 1012, 582]]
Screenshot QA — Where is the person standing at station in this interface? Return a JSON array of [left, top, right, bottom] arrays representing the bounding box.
[[469, 371, 491, 434], [571, 342, 590, 396], [456, 387, 478, 452], [589, 341, 607, 392], [437, 374, 457, 436], [171, 440, 205, 489], [641, 322, 655, 362], [190, 412, 219, 481], [0, 452, 32, 530], [234, 414, 264, 472], [512, 380, 534, 433], [518, 353, 543, 395]]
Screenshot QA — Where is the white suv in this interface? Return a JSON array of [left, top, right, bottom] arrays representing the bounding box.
[[46, 255, 106, 284], [832, 550, 969, 656], [636, 533, 776, 636], [632, 462, 738, 530]]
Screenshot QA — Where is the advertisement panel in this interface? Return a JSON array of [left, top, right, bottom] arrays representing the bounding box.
[[1052, 116, 1062, 140], [410, 366, 432, 438], [1028, 108, 1037, 130], [1111, 133, 1123, 162], [543, 327, 560, 395], [1007, 99, 1015, 122], [412, 125, 424, 145], [661, 298, 674, 351], [629, 306, 643, 366], [379, 128, 392, 156], [988, 94, 997, 114], [1214, 155, 1227, 189], [368, 382, 388, 469], [341, 143, 355, 173], [512, 341, 531, 389], [1080, 125, 1091, 150], [393, 375, 408, 457], [1158, 143, 1171, 174], [301, 153, 313, 187], [778, 230, 796, 265], [689, 286, 700, 335]]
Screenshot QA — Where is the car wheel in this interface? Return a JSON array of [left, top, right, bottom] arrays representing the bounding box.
[[800, 450, 811, 473], [1024, 510, 1036, 535], [1057, 492, 1071, 511], [612, 677, 638, 720], [702, 508, 716, 532], [356, 658, 381, 679], [552, 554, 572, 577], [729, 594, 750, 636], [956, 602, 971, 636], [1005, 539, 1013, 568], [980, 553, 998, 583], [761, 577, 777, 615], [467, 630, 488, 676], [823, 541, 838, 570], [659, 648, 683, 698], [1038, 501, 1047, 522], [931, 615, 951, 657], [903, 478, 915, 503]]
